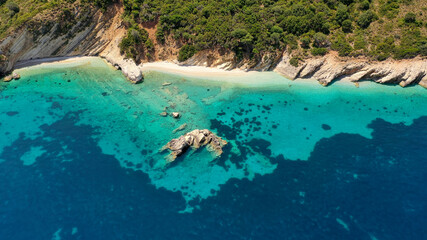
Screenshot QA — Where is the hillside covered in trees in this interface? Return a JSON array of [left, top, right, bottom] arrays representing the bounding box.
[[1, 0, 426, 65]]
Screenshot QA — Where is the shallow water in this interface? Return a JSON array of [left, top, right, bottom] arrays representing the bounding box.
[[0, 57, 426, 239]]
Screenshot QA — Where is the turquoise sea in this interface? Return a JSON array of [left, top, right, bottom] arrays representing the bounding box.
[[0, 57, 426, 239]]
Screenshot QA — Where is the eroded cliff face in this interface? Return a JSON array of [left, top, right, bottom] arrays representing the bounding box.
[[0, 4, 142, 83], [0, 3, 426, 88]]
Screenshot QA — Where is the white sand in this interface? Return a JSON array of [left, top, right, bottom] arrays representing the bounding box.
[[14, 56, 87, 69], [140, 61, 295, 88], [12, 57, 329, 88], [141, 61, 256, 77]]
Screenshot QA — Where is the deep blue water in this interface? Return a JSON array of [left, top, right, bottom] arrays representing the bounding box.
[[1, 111, 426, 239], [1, 59, 426, 239]]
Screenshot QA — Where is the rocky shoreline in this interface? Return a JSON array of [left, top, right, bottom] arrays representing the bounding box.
[[274, 52, 427, 88]]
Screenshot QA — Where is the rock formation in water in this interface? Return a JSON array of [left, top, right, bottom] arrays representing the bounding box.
[[161, 129, 227, 162], [172, 112, 180, 118]]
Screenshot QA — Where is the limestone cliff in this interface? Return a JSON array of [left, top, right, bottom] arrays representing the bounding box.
[[0, 4, 142, 83]]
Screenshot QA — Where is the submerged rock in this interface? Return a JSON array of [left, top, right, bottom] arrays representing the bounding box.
[[161, 129, 227, 162], [160, 112, 168, 117], [172, 123, 187, 133]]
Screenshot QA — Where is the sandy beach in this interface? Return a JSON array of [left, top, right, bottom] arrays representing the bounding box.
[[11, 56, 357, 88], [13, 56, 89, 69], [140, 61, 257, 77]]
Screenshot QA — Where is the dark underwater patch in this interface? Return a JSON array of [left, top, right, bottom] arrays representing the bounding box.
[[6, 111, 19, 116], [0, 110, 426, 239], [322, 124, 331, 130]]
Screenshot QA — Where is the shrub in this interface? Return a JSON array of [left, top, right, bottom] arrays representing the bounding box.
[[145, 39, 154, 51], [289, 57, 299, 67], [119, 26, 149, 60], [420, 44, 427, 56], [394, 47, 419, 59], [404, 13, 416, 23], [357, 10, 377, 28], [313, 32, 328, 48], [359, 0, 370, 10], [232, 29, 249, 39], [6, 2, 19, 13], [311, 47, 328, 56], [354, 35, 367, 50], [335, 4, 349, 25], [373, 38, 395, 60], [270, 32, 281, 46], [83, 0, 113, 10], [156, 27, 165, 43], [377, 54, 388, 61], [300, 36, 311, 49], [271, 25, 283, 34], [284, 34, 299, 50], [332, 35, 353, 56], [342, 19, 352, 33], [178, 44, 196, 62]]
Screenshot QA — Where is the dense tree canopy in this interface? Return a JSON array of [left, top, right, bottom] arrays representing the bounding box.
[[0, 0, 426, 63], [118, 0, 427, 62]]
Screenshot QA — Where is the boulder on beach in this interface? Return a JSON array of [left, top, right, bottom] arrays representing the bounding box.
[[12, 73, 20, 79], [161, 129, 227, 163], [4, 72, 21, 82], [3, 75, 12, 82]]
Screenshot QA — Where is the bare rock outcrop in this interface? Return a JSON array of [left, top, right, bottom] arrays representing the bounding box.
[[274, 52, 306, 79], [161, 129, 227, 163], [274, 52, 427, 88]]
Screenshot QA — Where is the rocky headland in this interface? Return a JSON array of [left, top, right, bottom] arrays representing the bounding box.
[[161, 129, 227, 163]]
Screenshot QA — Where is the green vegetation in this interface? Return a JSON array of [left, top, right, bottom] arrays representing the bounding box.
[[0, 0, 426, 63], [311, 47, 329, 56], [119, 25, 153, 62], [289, 56, 300, 67], [119, 0, 427, 61], [178, 44, 196, 62]]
